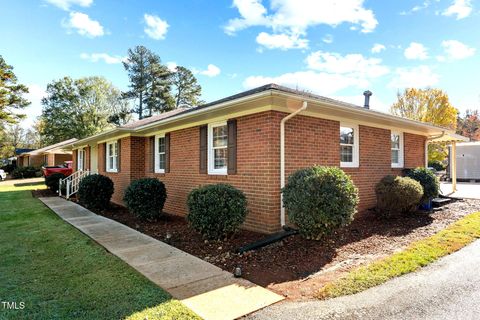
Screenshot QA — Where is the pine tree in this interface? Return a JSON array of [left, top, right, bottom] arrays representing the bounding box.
[[122, 46, 173, 119], [0, 55, 30, 125], [171, 66, 202, 108]]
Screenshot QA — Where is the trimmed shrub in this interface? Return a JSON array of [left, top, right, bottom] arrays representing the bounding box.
[[406, 167, 440, 203], [78, 174, 114, 210], [123, 178, 167, 220], [11, 166, 38, 179], [375, 175, 423, 217], [282, 166, 359, 240], [428, 160, 446, 172], [45, 173, 65, 192], [187, 184, 247, 240]]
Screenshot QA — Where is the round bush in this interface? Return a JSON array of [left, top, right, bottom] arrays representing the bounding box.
[[428, 160, 446, 172], [282, 166, 359, 240], [123, 178, 167, 220], [406, 167, 440, 203], [187, 184, 247, 240], [375, 175, 423, 217], [78, 174, 114, 210], [45, 173, 65, 192]]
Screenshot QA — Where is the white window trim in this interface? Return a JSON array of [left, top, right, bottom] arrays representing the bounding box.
[[77, 148, 84, 171], [340, 122, 360, 168], [106, 141, 118, 173], [391, 131, 404, 168], [208, 121, 228, 175], [154, 134, 166, 174]]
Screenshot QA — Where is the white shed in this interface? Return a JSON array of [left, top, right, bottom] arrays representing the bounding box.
[[450, 142, 480, 181]]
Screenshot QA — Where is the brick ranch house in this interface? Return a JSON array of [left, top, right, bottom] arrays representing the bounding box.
[[17, 138, 76, 168], [69, 84, 464, 234]]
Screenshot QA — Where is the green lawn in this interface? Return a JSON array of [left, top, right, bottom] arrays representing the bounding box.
[[0, 182, 199, 320], [317, 211, 480, 300]]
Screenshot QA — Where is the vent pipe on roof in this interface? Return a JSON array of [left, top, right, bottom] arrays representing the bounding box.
[[363, 90, 372, 109]]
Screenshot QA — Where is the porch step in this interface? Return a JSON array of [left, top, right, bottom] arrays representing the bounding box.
[[432, 197, 452, 207]]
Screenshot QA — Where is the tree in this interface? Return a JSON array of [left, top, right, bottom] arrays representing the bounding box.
[[122, 46, 173, 119], [0, 123, 42, 159], [40, 76, 124, 145], [391, 88, 458, 162], [0, 55, 30, 125], [457, 109, 480, 141], [171, 66, 202, 108], [391, 88, 458, 130]]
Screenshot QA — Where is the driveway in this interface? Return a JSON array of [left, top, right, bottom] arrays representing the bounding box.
[[441, 182, 480, 199], [248, 239, 480, 320]]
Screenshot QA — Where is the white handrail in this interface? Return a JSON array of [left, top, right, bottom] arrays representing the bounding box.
[[59, 170, 92, 199]]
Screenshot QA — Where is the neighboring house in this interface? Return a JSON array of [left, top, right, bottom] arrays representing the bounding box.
[[70, 84, 465, 234], [17, 138, 77, 168]]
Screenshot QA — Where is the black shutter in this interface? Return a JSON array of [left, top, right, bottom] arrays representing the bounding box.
[[149, 136, 155, 173], [117, 140, 121, 172], [227, 119, 237, 175], [199, 125, 208, 174], [165, 133, 171, 173], [101, 143, 106, 172]]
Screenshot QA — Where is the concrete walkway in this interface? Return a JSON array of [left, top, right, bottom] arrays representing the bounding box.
[[39, 197, 283, 320], [441, 182, 480, 199]]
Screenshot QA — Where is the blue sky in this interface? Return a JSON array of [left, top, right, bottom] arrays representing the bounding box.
[[0, 0, 479, 128]]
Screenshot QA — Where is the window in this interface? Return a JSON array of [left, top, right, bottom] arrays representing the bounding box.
[[340, 123, 359, 167], [77, 148, 84, 171], [208, 122, 228, 175], [391, 131, 404, 168], [155, 134, 166, 173], [106, 141, 118, 172]]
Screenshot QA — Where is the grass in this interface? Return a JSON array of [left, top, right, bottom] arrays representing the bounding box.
[[0, 182, 199, 320], [317, 211, 480, 300]]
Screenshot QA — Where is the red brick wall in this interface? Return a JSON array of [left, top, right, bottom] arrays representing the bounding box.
[[141, 112, 280, 233], [405, 133, 426, 168], [91, 110, 427, 234]]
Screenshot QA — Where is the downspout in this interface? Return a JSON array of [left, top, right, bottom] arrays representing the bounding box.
[[425, 131, 445, 167], [280, 101, 308, 227]]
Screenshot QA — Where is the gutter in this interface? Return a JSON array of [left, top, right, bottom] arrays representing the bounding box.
[[280, 101, 308, 227]]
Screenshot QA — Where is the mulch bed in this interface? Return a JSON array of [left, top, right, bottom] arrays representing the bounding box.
[[31, 189, 58, 198], [91, 199, 480, 300]]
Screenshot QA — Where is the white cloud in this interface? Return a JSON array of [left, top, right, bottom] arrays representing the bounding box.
[[225, 0, 378, 49], [388, 66, 439, 88], [63, 11, 104, 37], [371, 43, 386, 53], [243, 71, 369, 95], [442, 0, 472, 19], [244, 50, 389, 96], [166, 61, 178, 72], [144, 14, 169, 40], [80, 53, 126, 64], [256, 32, 308, 50], [404, 42, 429, 60], [441, 40, 476, 59], [322, 34, 333, 44], [305, 51, 389, 78], [400, 1, 431, 15], [197, 64, 221, 77], [45, 0, 92, 11]]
